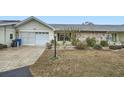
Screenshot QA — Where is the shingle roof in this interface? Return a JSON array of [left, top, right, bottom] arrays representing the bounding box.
[[50, 24, 124, 32], [0, 19, 124, 32], [0, 20, 20, 23], [0, 20, 20, 26]]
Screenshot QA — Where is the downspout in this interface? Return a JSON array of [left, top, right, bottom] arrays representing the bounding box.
[[4, 26, 6, 44]]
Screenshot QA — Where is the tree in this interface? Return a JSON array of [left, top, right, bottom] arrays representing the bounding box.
[[83, 21, 94, 25]]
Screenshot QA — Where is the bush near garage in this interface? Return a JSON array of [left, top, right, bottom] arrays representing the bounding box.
[[51, 40, 60, 46], [0, 44, 8, 49], [46, 43, 52, 49]]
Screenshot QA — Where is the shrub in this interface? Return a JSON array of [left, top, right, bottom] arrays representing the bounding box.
[[51, 40, 59, 46], [46, 43, 52, 49], [51, 40, 54, 44], [0, 44, 7, 49], [0, 44, 3, 49], [100, 40, 108, 47], [121, 45, 124, 48], [109, 45, 122, 50], [76, 41, 87, 49], [71, 38, 80, 46], [3, 45, 7, 48], [93, 44, 102, 50], [63, 41, 66, 45], [86, 37, 96, 47]]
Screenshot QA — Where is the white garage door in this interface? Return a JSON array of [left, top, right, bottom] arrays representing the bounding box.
[[20, 32, 35, 45], [20, 32, 49, 46], [36, 32, 49, 45]]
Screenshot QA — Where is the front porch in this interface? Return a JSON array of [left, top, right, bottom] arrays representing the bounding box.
[[108, 32, 124, 45]]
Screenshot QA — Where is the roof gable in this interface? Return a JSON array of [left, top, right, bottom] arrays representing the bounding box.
[[15, 16, 55, 30]]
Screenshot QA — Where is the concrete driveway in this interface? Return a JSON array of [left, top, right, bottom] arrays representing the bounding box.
[[0, 46, 45, 72]]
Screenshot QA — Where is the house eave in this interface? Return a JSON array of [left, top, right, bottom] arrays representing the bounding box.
[[15, 16, 55, 31]]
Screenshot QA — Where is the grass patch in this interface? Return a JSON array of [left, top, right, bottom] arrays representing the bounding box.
[[49, 56, 59, 61], [30, 49, 124, 77]]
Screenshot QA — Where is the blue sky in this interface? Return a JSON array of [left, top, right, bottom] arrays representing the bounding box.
[[0, 16, 124, 25]]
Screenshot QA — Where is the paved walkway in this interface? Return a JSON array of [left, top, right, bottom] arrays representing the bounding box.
[[0, 46, 45, 72]]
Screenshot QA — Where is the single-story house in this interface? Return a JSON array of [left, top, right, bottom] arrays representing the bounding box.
[[0, 16, 124, 46]]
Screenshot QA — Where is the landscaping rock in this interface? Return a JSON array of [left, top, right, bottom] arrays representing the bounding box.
[[109, 45, 122, 50]]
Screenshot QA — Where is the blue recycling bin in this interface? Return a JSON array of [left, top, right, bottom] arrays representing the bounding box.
[[16, 39, 22, 46]]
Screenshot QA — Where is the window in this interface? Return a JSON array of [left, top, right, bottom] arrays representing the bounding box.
[[35, 32, 49, 34], [57, 33, 71, 41], [106, 34, 112, 41], [59, 34, 64, 41], [44, 32, 49, 34], [35, 32, 38, 34], [10, 34, 13, 39]]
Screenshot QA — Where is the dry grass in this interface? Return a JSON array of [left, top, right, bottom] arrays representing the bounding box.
[[30, 49, 124, 77]]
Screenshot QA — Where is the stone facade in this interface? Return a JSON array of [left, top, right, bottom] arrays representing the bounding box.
[[76, 32, 111, 43]]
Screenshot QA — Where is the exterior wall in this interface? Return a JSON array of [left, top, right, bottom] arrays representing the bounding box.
[[17, 20, 52, 31], [49, 31, 54, 41], [17, 20, 54, 42], [55, 31, 111, 43], [0, 27, 5, 44], [0, 26, 16, 46], [76, 32, 109, 43], [5, 26, 16, 46], [118, 32, 124, 44]]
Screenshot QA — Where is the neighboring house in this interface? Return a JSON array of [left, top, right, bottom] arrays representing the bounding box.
[[0, 16, 124, 46]]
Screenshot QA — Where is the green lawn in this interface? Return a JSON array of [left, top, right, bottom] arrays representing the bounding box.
[[30, 49, 124, 77]]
